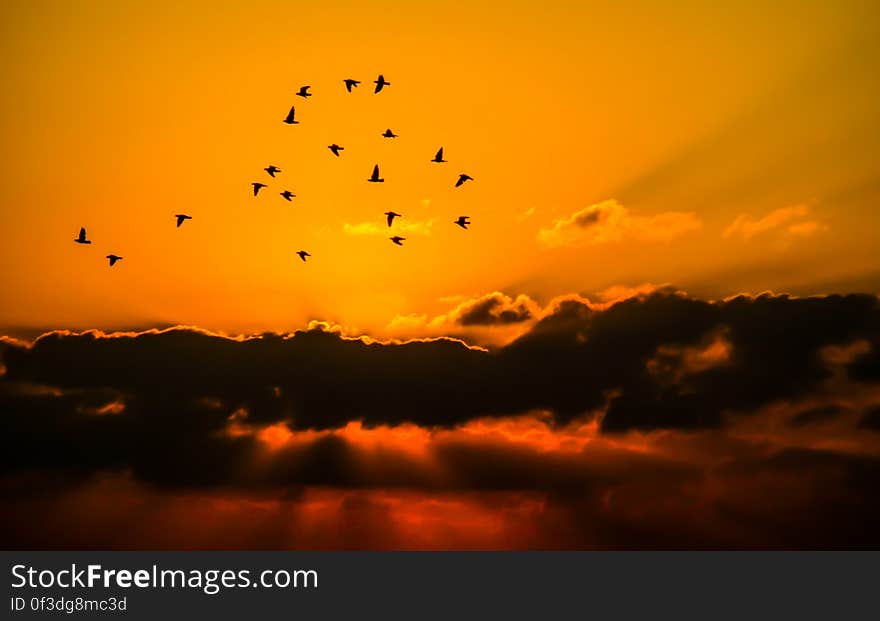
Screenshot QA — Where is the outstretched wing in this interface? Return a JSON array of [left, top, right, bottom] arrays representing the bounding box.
[[79, 227, 86, 240]]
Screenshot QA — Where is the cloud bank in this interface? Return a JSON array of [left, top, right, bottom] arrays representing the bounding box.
[[2, 290, 880, 548]]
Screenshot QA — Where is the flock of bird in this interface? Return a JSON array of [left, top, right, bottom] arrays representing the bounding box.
[[74, 74, 473, 266]]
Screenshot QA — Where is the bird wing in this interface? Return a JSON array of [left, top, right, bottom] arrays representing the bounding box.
[[372, 165, 379, 178], [285, 106, 295, 120], [79, 227, 86, 239], [436, 148, 444, 160]]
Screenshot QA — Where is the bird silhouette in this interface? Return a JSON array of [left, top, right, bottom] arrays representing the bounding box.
[[431, 147, 447, 163], [454, 216, 471, 229], [264, 165, 281, 177], [390, 236, 405, 246], [106, 254, 122, 266], [382, 128, 398, 138], [280, 190, 296, 201], [252, 182, 267, 196], [283, 106, 299, 125], [385, 211, 402, 227], [74, 227, 91, 244], [373, 74, 390, 93], [344, 79, 360, 92], [456, 174, 473, 187], [296, 250, 311, 262], [175, 214, 192, 227], [368, 164, 384, 183], [328, 144, 344, 157], [296, 85, 312, 98]]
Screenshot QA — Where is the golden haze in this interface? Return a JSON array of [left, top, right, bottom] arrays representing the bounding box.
[[1, 1, 879, 336]]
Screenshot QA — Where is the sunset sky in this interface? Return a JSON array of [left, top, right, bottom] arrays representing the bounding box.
[[2, 1, 880, 549], [1, 0, 879, 336]]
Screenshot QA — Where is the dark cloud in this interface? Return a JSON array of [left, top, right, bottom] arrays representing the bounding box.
[[1, 291, 880, 538], [3, 292, 879, 439], [789, 404, 850, 427], [3, 441, 879, 549], [574, 209, 602, 227], [860, 405, 880, 429], [454, 293, 535, 326]]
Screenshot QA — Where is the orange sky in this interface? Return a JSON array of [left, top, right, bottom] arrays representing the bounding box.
[[2, 0, 879, 337]]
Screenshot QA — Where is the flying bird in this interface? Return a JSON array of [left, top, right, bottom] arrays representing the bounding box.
[[296, 250, 311, 262], [454, 216, 471, 230], [390, 236, 405, 246], [74, 227, 91, 244], [106, 254, 122, 266], [456, 174, 473, 187], [382, 128, 398, 138], [385, 211, 402, 227], [283, 106, 299, 124], [296, 85, 312, 98], [264, 165, 281, 177], [328, 144, 344, 157], [175, 214, 192, 227], [252, 182, 267, 196], [280, 190, 296, 201], [344, 79, 360, 92], [373, 74, 390, 93], [368, 164, 384, 183], [431, 147, 447, 163]]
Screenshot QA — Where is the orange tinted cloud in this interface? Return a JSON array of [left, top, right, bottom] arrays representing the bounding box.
[[343, 219, 434, 237], [723, 204, 826, 241], [4, 406, 879, 549], [537, 200, 702, 248]]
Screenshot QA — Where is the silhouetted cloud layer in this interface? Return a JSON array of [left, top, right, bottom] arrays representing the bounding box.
[[2, 290, 880, 548]]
